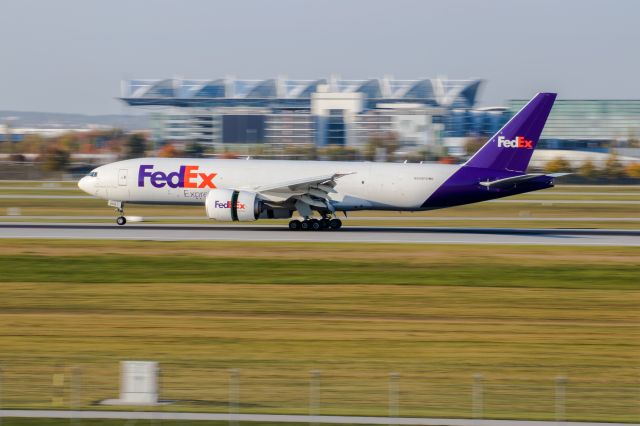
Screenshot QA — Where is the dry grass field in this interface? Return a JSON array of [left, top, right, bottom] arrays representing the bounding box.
[[0, 240, 638, 422]]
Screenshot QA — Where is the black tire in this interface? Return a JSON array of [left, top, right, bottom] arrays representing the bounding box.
[[116, 216, 126, 226], [309, 219, 321, 231], [320, 218, 331, 229], [329, 218, 342, 230], [288, 220, 301, 231], [300, 220, 310, 230]]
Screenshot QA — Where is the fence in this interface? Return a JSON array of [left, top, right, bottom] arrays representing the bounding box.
[[0, 363, 637, 423]]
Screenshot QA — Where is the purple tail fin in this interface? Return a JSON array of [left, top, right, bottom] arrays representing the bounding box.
[[465, 92, 556, 173]]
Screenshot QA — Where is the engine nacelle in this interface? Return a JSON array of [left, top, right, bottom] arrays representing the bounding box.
[[205, 189, 261, 222]]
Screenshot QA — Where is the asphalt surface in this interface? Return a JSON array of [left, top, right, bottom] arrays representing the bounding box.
[[0, 410, 631, 426], [2, 215, 640, 222], [1, 222, 639, 246], [2, 193, 640, 204]]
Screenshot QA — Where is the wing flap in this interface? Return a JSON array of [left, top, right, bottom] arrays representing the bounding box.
[[247, 171, 354, 210], [251, 172, 354, 193]]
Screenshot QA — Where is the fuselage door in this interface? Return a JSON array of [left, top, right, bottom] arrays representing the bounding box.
[[118, 169, 128, 186]]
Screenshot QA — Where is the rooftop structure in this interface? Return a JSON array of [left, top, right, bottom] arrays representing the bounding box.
[[121, 77, 482, 110]]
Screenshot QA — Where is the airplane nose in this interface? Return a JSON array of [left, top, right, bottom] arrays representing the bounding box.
[[78, 177, 91, 194]]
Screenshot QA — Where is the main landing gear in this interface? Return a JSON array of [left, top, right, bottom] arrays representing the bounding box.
[[288, 217, 342, 231]]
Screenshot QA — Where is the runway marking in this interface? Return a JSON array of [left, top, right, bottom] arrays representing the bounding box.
[[1, 194, 640, 204], [0, 410, 631, 426], [0, 195, 93, 199], [1, 215, 639, 221], [0, 223, 639, 246]]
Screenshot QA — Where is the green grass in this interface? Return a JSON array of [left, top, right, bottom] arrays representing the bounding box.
[[1, 253, 638, 290], [0, 240, 638, 422], [0, 420, 365, 426]]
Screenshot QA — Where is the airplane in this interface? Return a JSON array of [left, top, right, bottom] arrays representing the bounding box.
[[78, 92, 564, 230]]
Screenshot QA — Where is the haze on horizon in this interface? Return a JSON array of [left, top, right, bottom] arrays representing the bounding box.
[[1, 0, 639, 115]]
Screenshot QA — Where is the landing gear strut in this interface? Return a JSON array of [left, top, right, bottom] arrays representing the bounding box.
[[109, 200, 126, 226]]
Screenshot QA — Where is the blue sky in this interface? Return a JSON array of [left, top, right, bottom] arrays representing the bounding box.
[[1, 0, 638, 114]]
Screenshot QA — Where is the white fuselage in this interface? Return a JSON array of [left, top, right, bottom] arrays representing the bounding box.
[[79, 158, 459, 211]]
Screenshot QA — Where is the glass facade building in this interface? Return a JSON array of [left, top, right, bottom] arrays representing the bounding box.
[[508, 99, 640, 152]]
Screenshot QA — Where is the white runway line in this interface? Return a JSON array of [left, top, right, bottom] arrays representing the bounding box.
[[1, 223, 639, 246], [0, 195, 93, 199], [488, 199, 640, 204], [1, 216, 639, 221], [1, 194, 640, 204], [0, 410, 632, 426]]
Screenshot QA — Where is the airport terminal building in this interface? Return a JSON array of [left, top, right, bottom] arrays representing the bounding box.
[[121, 78, 640, 158], [509, 99, 640, 153], [121, 77, 508, 153]]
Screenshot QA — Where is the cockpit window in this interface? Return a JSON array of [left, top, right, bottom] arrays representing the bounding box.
[[88, 171, 98, 177]]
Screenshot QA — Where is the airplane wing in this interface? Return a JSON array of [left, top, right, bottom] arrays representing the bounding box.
[[479, 173, 570, 189], [246, 172, 354, 209]]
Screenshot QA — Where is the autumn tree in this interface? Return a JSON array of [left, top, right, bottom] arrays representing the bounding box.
[[283, 144, 317, 160], [364, 133, 399, 161], [625, 163, 640, 179], [124, 133, 147, 158], [464, 137, 485, 156], [41, 146, 70, 172], [158, 143, 181, 158], [578, 160, 598, 179], [184, 141, 205, 158], [319, 145, 358, 161], [543, 157, 572, 174], [602, 153, 625, 179]]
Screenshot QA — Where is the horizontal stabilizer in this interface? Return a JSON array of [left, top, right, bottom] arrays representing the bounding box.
[[479, 173, 570, 189]]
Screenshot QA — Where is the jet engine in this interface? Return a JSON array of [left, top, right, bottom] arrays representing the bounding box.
[[205, 189, 262, 222]]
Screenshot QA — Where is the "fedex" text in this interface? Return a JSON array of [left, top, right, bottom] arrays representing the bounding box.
[[214, 200, 246, 210], [138, 165, 217, 188], [497, 136, 533, 149]]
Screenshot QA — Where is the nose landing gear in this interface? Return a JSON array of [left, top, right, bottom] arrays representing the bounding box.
[[108, 200, 126, 226]]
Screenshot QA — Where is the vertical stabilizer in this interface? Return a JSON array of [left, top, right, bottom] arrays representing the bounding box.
[[465, 92, 556, 173]]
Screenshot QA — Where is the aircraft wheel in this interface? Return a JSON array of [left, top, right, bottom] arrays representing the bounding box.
[[309, 219, 321, 231], [300, 220, 310, 231], [329, 218, 342, 230], [116, 216, 127, 226], [288, 220, 301, 231], [320, 218, 331, 229]]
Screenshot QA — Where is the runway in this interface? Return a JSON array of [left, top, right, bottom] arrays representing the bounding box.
[[0, 410, 631, 426], [1, 193, 640, 204], [1, 222, 639, 246]]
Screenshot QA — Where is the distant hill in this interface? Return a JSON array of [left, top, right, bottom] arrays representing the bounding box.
[[0, 110, 148, 131]]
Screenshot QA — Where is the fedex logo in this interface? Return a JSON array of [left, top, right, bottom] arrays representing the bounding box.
[[497, 136, 533, 149], [138, 164, 217, 188], [214, 200, 246, 210]]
